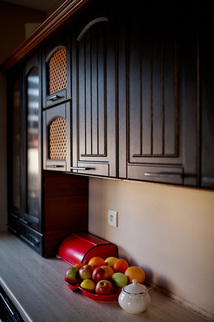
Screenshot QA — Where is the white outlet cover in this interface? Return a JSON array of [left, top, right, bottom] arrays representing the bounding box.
[[108, 210, 118, 227]]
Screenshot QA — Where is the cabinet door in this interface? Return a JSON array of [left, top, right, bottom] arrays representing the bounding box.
[[42, 31, 71, 107], [71, 17, 117, 177], [7, 67, 22, 230], [120, 11, 198, 186], [43, 103, 71, 172], [201, 14, 214, 188], [22, 54, 42, 233]]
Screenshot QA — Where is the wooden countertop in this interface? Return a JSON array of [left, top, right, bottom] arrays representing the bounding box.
[[0, 232, 208, 321]]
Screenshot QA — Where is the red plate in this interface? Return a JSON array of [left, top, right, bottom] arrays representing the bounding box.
[[65, 280, 121, 302]]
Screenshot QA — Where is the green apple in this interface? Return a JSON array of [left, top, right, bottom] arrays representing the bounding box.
[[65, 266, 80, 284], [80, 279, 96, 293], [112, 272, 128, 288]]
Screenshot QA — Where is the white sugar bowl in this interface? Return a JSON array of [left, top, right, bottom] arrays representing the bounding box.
[[118, 279, 151, 314]]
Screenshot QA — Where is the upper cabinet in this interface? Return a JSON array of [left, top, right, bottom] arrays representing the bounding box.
[[42, 31, 71, 108], [5, 0, 214, 189], [71, 14, 117, 177], [119, 5, 198, 186]]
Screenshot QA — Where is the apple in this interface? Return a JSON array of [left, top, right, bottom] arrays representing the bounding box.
[[65, 266, 80, 284], [79, 265, 94, 280], [112, 272, 128, 288], [92, 266, 108, 283], [80, 279, 96, 293], [105, 256, 118, 268], [95, 280, 114, 295], [101, 265, 114, 279]]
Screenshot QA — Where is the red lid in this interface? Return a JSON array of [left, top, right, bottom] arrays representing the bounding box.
[[57, 232, 118, 265]]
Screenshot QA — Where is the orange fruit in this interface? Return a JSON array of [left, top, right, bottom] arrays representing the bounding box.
[[101, 265, 115, 279], [113, 259, 129, 273], [124, 266, 145, 284], [73, 263, 84, 269], [88, 256, 106, 268]]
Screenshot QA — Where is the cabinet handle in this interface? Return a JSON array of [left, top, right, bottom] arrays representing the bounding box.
[[46, 165, 64, 168], [20, 234, 39, 247], [19, 218, 29, 225], [8, 226, 17, 234], [145, 172, 183, 179], [47, 94, 63, 101], [202, 177, 214, 184], [70, 166, 95, 171], [0, 292, 15, 316]]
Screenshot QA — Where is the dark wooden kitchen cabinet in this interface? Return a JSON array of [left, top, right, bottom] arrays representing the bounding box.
[[71, 13, 117, 177], [119, 4, 198, 186], [7, 66, 22, 226], [43, 103, 71, 172], [42, 31, 71, 108], [8, 54, 43, 254], [200, 14, 214, 188], [7, 52, 88, 257]]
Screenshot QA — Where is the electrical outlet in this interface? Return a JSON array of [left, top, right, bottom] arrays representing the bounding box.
[[108, 210, 118, 227]]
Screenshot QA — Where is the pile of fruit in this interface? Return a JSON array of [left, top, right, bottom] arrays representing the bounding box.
[[65, 256, 145, 296]]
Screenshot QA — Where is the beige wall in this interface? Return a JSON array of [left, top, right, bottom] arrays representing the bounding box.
[[89, 177, 214, 317], [0, 2, 46, 64]]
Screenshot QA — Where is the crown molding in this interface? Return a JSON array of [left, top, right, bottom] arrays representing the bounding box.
[[0, 0, 89, 73]]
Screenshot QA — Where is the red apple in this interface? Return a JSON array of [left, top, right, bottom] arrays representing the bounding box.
[[65, 266, 80, 284], [79, 265, 94, 280], [92, 266, 108, 283], [95, 280, 114, 295]]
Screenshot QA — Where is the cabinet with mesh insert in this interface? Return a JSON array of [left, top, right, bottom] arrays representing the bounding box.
[[43, 103, 71, 171], [42, 31, 71, 108]]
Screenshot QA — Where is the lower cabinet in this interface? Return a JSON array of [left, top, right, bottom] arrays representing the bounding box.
[[43, 171, 88, 258], [8, 171, 89, 257]]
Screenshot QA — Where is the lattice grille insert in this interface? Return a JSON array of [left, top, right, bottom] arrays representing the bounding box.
[[48, 117, 67, 160], [49, 48, 67, 95]]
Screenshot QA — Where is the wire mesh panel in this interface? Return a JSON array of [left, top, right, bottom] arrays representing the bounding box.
[[48, 117, 67, 160], [49, 48, 67, 95]]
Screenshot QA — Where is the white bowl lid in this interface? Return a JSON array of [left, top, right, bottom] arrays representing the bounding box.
[[123, 279, 147, 294]]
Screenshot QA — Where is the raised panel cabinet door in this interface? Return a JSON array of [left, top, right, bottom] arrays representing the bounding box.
[[43, 103, 71, 172], [124, 9, 198, 186], [71, 17, 117, 177]]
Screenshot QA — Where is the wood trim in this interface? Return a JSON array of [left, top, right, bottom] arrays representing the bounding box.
[[0, 0, 90, 73]]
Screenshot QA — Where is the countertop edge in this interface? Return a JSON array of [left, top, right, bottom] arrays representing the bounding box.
[[0, 277, 32, 322]]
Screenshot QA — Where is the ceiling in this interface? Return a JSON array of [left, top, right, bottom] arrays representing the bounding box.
[[0, 0, 61, 12]]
